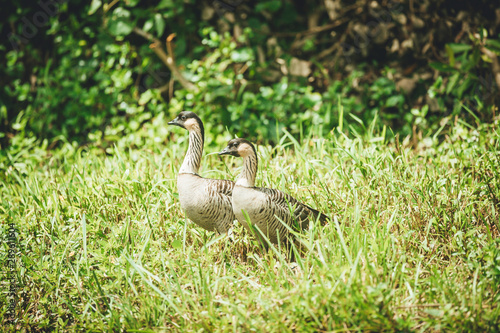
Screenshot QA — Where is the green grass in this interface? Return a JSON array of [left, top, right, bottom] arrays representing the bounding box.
[[1, 117, 499, 332]]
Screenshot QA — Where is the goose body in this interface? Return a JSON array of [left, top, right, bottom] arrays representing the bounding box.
[[177, 173, 234, 232], [168, 112, 235, 234], [219, 138, 328, 244]]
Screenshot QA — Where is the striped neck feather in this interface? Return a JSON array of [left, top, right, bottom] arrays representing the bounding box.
[[236, 150, 258, 187], [179, 126, 203, 174]]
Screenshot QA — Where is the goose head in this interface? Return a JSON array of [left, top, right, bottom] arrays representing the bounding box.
[[168, 111, 204, 134], [219, 138, 256, 158]]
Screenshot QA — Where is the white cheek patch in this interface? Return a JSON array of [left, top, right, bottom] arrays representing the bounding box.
[[238, 144, 254, 157], [184, 118, 198, 130]]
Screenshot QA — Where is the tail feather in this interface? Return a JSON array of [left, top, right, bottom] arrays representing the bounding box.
[[308, 206, 330, 226]]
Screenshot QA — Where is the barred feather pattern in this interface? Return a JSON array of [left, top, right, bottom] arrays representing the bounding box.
[[176, 117, 235, 233], [232, 144, 328, 244], [258, 187, 329, 228], [179, 125, 203, 174], [178, 174, 235, 233]]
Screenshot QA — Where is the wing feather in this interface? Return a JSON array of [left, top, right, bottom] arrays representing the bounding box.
[[255, 187, 327, 230]]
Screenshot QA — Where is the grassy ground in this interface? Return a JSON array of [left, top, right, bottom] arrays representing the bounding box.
[[1, 117, 499, 332]]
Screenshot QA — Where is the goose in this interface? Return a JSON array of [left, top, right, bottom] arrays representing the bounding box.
[[168, 111, 235, 234], [219, 138, 328, 246]]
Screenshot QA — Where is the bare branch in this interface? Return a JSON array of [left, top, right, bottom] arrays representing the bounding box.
[[132, 27, 198, 92], [272, 18, 349, 38]]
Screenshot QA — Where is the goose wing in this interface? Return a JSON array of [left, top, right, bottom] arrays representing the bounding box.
[[203, 178, 236, 232], [256, 187, 322, 230]]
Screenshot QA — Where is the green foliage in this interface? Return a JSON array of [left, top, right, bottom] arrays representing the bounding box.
[[481, 239, 500, 287], [1, 1, 160, 151], [169, 28, 329, 142], [327, 69, 408, 134], [170, 30, 410, 142], [2, 1, 499, 152], [0, 0, 202, 151], [427, 30, 500, 124]]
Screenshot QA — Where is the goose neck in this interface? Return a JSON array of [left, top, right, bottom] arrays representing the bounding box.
[[236, 152, 258, 187], [179, 127, 203, 174]]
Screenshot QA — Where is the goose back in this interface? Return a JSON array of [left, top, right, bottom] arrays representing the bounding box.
[[232, 185, 326, 244]]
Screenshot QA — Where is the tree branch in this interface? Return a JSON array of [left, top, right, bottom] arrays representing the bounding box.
[[270, 4, 359, 38], [132, 27, 198, 93], [272, 18, 349, 38]]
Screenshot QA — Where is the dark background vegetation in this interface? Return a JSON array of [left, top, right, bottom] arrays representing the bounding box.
[[1, 0, 499, 149]]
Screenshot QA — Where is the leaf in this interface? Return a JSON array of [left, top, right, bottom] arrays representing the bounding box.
[[302, 39, 315, 52], [456, 77, 474, 98], [125, 0, 140, 7], [481, 54, 493, 63], [386, 95, 403, 107], [108, 21, 133, 36], [139, 90, 154, 105], [143, 19, 154, 32], [154, 13, 165, 37], [445, 45, 455, 67], [108, 8, 133, 36], [485, 39, 500, 54], [447, 43, 472, 54], [485, 39, 500, 49], [429, 62, 456, 73], [88, 0, 102, 15], [231, 48, 254, 63], [172, 239, 183, 249], [303, 92, 322, 108], [157, 0, 175, 9], [113, 7, 131, 18], [446, 72, 460, 95], [255, 0, 282, 13]]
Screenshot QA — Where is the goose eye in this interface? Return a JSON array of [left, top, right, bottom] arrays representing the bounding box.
[[180, 116, 186, 120]]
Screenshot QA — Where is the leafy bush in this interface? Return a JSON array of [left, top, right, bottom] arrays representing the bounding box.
[[427, 30, 500, 125], [1, 0, 499, 152]]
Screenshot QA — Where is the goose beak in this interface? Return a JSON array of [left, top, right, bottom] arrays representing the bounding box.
[[168, 117, 180, 126], [218, 147, 231, 156]]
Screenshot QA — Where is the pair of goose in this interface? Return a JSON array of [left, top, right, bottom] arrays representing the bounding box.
[[168, 111, 328, 247]]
